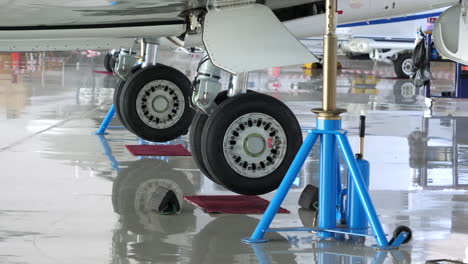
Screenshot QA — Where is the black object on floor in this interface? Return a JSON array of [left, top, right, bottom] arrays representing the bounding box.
[[298, 184, 319, 210], [149, 186, 181, 215]]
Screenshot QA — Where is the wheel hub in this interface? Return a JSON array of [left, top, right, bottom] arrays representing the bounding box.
[[223, 113, 287, 178], [136, 80, 185, 129], [152, 95, 170, 113], [402, 58, 413, 76], [243, 133, 266, 157]]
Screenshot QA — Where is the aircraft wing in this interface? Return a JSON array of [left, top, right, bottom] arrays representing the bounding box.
[[0, 0, 191, 51]]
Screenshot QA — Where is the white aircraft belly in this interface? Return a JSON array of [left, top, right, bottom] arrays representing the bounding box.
[[0, 0, 186, 27]]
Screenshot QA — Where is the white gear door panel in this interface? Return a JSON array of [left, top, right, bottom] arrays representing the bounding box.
[[434, 4, 468, 65], [202, 4, 319, 74]]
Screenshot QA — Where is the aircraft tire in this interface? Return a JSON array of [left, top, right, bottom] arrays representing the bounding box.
[[200, 92, 302, 195], [119, 64, 195, 142], [190, 90, 257, 185], [189, 112, 221, 184], [104, 52, 117, 72], [394, 53, 413, 79], [114, 64, 143, 133]]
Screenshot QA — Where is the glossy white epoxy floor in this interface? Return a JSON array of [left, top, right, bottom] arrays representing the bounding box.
[[0, 50, 467, 264]]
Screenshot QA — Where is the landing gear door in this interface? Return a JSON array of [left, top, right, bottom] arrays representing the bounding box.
[[433, 3, 468, 65], [202, 4, 319, 74]]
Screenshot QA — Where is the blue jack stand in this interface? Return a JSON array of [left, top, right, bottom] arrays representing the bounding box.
[[95, 104, 125, 135], [243, 0, 411, 250], [242, 118, 410, 249]]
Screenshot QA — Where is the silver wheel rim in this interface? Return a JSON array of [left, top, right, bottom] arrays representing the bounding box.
[[136, 80, 185, 129], [223, 113, 287, 178], [402, 58, 414, 76], [401, 82, 416, 98], [134, 178, 183, 231]]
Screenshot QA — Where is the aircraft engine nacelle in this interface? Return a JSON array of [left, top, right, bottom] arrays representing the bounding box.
[[433, 3, 468, 64]]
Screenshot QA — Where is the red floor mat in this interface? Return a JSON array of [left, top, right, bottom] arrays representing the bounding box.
[[125, 144, 192, 156], [184, 195, 289, 214]]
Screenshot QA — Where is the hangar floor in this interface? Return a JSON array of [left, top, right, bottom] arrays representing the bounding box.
[[0, 49, 466, 264]]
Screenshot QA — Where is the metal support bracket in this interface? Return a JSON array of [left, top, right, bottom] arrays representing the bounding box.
[[192, 55, 223, 114], [114, 49, 140, 81]]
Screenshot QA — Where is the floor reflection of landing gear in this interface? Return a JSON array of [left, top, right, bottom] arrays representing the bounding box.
[[191, 92, 302, 195], [116, 65, 195, 142], [425, 97, 434, 109]]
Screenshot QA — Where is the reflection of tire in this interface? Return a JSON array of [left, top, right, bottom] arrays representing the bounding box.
[[201, 92, 302, 195], [190, 216, 293, 264], [393, 80, 417, 104], [394, 53, 413, 79], [119, 65, 195, 142], [112, 159, 195, 235]]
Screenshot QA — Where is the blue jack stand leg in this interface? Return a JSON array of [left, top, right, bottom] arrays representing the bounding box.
[[95, 104, 115, 135], [336, 133, 389, 248], [243, 132, 319, 243], [317, 119, 340, 238]]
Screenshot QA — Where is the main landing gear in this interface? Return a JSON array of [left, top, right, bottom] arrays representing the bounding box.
[[119, 64, 194, 142], [112, 44, 303, 195], [202, 93, 302, 195], [112, 39, 195, 142], [190, 58, 302, 195]]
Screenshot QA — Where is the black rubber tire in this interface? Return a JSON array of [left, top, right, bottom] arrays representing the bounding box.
[[390, 225, 412, 245], [189, 112, 221, 184], [114, 64, 143, 133], [104, 52, 117, 72], [200, 92, 302, 195], [114, 80, 128, 127], [119, 64, 195, 142], [189, 90, 255, 184], [394, 53, 413, 79], [298, 184, 319, 210]]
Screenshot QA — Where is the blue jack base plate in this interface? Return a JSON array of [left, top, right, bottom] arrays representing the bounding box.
[[370, 244, 399, 251], [266, 226, 377, 238], [94, 132, 109, 135], [242, 237, 269, 244]]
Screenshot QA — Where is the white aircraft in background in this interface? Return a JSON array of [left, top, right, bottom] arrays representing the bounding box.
[[301, 7, 448, 78], [0, 0, 463, 195]]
